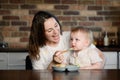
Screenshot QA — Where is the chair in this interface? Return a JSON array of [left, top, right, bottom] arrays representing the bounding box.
[[25, 55, 33, 70]]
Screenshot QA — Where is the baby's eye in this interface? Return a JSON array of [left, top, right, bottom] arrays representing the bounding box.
[[76, 38, 80, 41], [70, 38, 73, 41]]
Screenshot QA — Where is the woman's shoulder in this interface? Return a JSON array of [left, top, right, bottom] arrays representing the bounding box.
[[62, 31, 70, 37], [60, 31, 70, 41], [89, 44, 96, 48]]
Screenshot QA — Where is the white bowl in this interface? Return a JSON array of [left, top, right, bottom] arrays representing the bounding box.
[[66, 65, 79, 71], [52, 65, 79, 72]]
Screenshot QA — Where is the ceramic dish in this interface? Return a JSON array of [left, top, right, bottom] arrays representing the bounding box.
[[52, 65, 79, 72], [66, 65, 79, 71], [52, 66, 66, 72]]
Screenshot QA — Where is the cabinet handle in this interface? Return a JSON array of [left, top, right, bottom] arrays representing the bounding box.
[[0, 59, 4, 62]]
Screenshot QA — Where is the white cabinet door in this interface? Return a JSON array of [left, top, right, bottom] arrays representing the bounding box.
[[0, 53, 8, 69], [119, 52, 120, 69], [8, 52, 28, 70], [103, 52, 117, 69]]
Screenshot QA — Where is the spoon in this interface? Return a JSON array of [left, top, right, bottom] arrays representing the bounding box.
[[62, 48, 73, 54]]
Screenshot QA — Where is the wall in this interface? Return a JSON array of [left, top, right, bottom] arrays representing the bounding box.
[[0, 0, 120, 48]]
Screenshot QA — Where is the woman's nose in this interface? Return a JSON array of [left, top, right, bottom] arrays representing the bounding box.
[[53, 29, 59, 34]]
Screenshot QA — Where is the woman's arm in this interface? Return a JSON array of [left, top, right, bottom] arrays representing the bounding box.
[[95, 48, 106, 69], [80, 62, 103, 69], [80, 48, 105, 69], [47, 61, 56, 69]]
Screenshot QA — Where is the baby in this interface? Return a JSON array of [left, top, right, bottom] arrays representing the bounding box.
[[69, 27, 103, 69]]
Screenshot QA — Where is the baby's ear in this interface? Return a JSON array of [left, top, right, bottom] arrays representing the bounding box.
[[85, 40, 90, 46]]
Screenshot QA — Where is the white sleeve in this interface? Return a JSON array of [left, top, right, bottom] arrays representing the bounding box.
[[31, 48, 50, 70], [31, 54, 47, 70]]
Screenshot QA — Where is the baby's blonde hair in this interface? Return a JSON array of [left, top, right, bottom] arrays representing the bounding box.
[[71, 26, 93, 46]]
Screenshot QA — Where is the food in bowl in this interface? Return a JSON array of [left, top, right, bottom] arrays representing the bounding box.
[[55, 64, 66, 67]]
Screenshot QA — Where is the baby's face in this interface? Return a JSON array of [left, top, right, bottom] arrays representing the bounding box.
[[70, 31, 89, 51]]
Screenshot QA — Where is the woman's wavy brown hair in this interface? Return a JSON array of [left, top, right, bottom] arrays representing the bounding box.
[[29, 11, 62, 60]]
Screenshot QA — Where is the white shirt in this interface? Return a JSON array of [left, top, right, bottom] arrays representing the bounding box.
[[69, 46, 103, 67], [32, 32, 70, 69]]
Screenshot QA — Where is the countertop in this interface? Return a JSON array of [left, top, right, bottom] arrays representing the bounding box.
[[0, 46, 120, 52], [0, 47, 28, 52], [97, 45, 120, 52]]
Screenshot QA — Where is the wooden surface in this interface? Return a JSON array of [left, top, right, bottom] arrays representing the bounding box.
[[0, 69, 119, 80]]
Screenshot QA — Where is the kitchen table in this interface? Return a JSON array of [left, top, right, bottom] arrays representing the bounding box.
[[0, 69, 119, 80]]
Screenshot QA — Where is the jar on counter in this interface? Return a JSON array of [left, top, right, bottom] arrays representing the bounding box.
[[97, 32, 104, 46], [104, 32, 109, 46], [97, 38, 104, 46], [110, 38, 116, 46], [0, 42, 8, 48]]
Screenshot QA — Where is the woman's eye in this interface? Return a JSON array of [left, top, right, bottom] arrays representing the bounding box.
[[46, 29, 53, 32], [55, 24, 59, 29], [55, 24, 57, 27]]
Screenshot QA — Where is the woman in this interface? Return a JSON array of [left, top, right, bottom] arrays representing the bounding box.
[[29, 11, 70, 69], [29, 11, 105, 70]]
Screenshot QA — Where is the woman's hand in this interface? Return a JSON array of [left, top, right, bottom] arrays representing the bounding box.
[[53, 51, 64, 64], [80, 62, 103, 69], [48, 51, 65, 69]]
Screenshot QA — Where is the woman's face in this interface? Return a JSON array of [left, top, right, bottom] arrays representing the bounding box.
[[44, 17, 61, 45]]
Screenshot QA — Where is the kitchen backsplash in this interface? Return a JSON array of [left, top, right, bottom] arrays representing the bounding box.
[[0, 0, 120, 48]]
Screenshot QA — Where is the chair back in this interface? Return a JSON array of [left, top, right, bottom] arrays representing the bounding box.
[[25, 55, 33, 70]]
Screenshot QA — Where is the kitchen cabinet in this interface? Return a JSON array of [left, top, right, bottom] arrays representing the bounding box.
[[103, 52, 117, 69], [119, 52, 120, 69], [0, 47, 119, 69], [8, 52, 28, 70], [0, 53, 8, 69], [0, 52, 28, 70]]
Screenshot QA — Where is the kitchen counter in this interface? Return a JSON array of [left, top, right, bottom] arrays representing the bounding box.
[[0, 46, 120, 52], [0, 47, 28, 52], [97, 46, 120, 52]]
